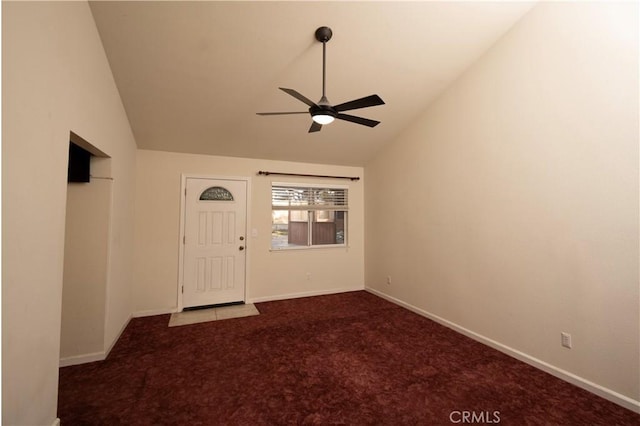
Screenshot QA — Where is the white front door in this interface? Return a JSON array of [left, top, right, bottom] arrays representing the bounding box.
[[182, 177, 247, 308]]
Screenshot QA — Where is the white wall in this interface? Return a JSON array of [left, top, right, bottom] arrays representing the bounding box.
[[365, 1, 639, 407], [2, 2, 137, 424], [61, 178, 111, 360], [134, 149, 364, 314]]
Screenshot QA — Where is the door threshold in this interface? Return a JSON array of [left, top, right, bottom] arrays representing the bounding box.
[[183, 301, 244, 311]]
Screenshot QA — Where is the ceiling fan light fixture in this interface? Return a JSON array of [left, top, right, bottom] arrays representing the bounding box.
[[312, 113, 335, 125], [311, 102, 337, 125]]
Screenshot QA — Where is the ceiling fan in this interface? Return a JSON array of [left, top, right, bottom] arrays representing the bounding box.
[[257, 26, 385, 133]]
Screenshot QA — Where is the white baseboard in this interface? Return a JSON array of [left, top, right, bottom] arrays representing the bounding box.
[[133, 287, 365, 314], [365, 286, 640, 414], [104, 314, 133, 358], [248, 285, 364, 304], [59, 351, 106, 367], [51, 418, 61, 426], [60, 314, 133, 367], [132, 307, 179, 318]]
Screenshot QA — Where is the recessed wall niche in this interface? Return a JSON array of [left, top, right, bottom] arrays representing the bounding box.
[[60, 132, 112, 364]]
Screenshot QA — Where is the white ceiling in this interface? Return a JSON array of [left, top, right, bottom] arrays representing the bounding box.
[[89, 1, 535, 166]]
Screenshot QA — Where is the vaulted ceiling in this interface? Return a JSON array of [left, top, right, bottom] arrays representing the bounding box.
[[89, 1, 535, 166]]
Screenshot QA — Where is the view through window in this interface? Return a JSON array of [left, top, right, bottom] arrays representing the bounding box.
[[271, 184, 348, 249]]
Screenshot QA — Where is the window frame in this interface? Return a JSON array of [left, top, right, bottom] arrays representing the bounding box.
[[270, 182, 349, 251]]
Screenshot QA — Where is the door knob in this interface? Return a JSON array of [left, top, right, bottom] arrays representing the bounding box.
[[239, 246, 245, 251]]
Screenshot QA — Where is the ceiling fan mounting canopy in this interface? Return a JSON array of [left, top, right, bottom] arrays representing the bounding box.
[[257, 26, 384, 133], [315, 26, 333, 43]]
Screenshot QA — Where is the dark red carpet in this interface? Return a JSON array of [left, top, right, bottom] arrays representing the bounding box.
[[58, 291, 639, 425]]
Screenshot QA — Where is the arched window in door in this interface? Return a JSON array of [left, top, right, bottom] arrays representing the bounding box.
[[199, 186, 234, 201]]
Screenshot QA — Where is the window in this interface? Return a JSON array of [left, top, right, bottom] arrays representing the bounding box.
[[199, 186, 234, 201], [271, 184, 348, 249]]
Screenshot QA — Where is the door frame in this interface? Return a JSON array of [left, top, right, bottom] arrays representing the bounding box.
[[177, 174, 252, 311]]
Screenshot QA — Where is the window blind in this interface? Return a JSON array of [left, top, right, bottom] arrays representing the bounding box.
[[272, 185, 348, 211]]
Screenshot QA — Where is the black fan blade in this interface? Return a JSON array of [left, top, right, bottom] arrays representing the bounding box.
[[336, 113, 380, 128], [279, 88, 317, 107], [334, 94, 384, 112], [309, 121, 322, 133], [256, 112, 308, 116]]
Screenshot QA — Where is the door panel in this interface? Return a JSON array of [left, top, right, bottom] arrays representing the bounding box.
[[183, 178, 247, 308]]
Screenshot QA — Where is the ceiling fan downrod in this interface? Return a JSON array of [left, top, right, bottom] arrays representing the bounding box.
[[315, 26, 333, 101]]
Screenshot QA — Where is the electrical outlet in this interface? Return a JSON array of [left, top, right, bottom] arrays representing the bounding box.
[[386, 276, 392, 285], [561, 332, 572, 349]]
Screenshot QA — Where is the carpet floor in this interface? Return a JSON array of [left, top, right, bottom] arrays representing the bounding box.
[[58, 291, 639, 425]]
